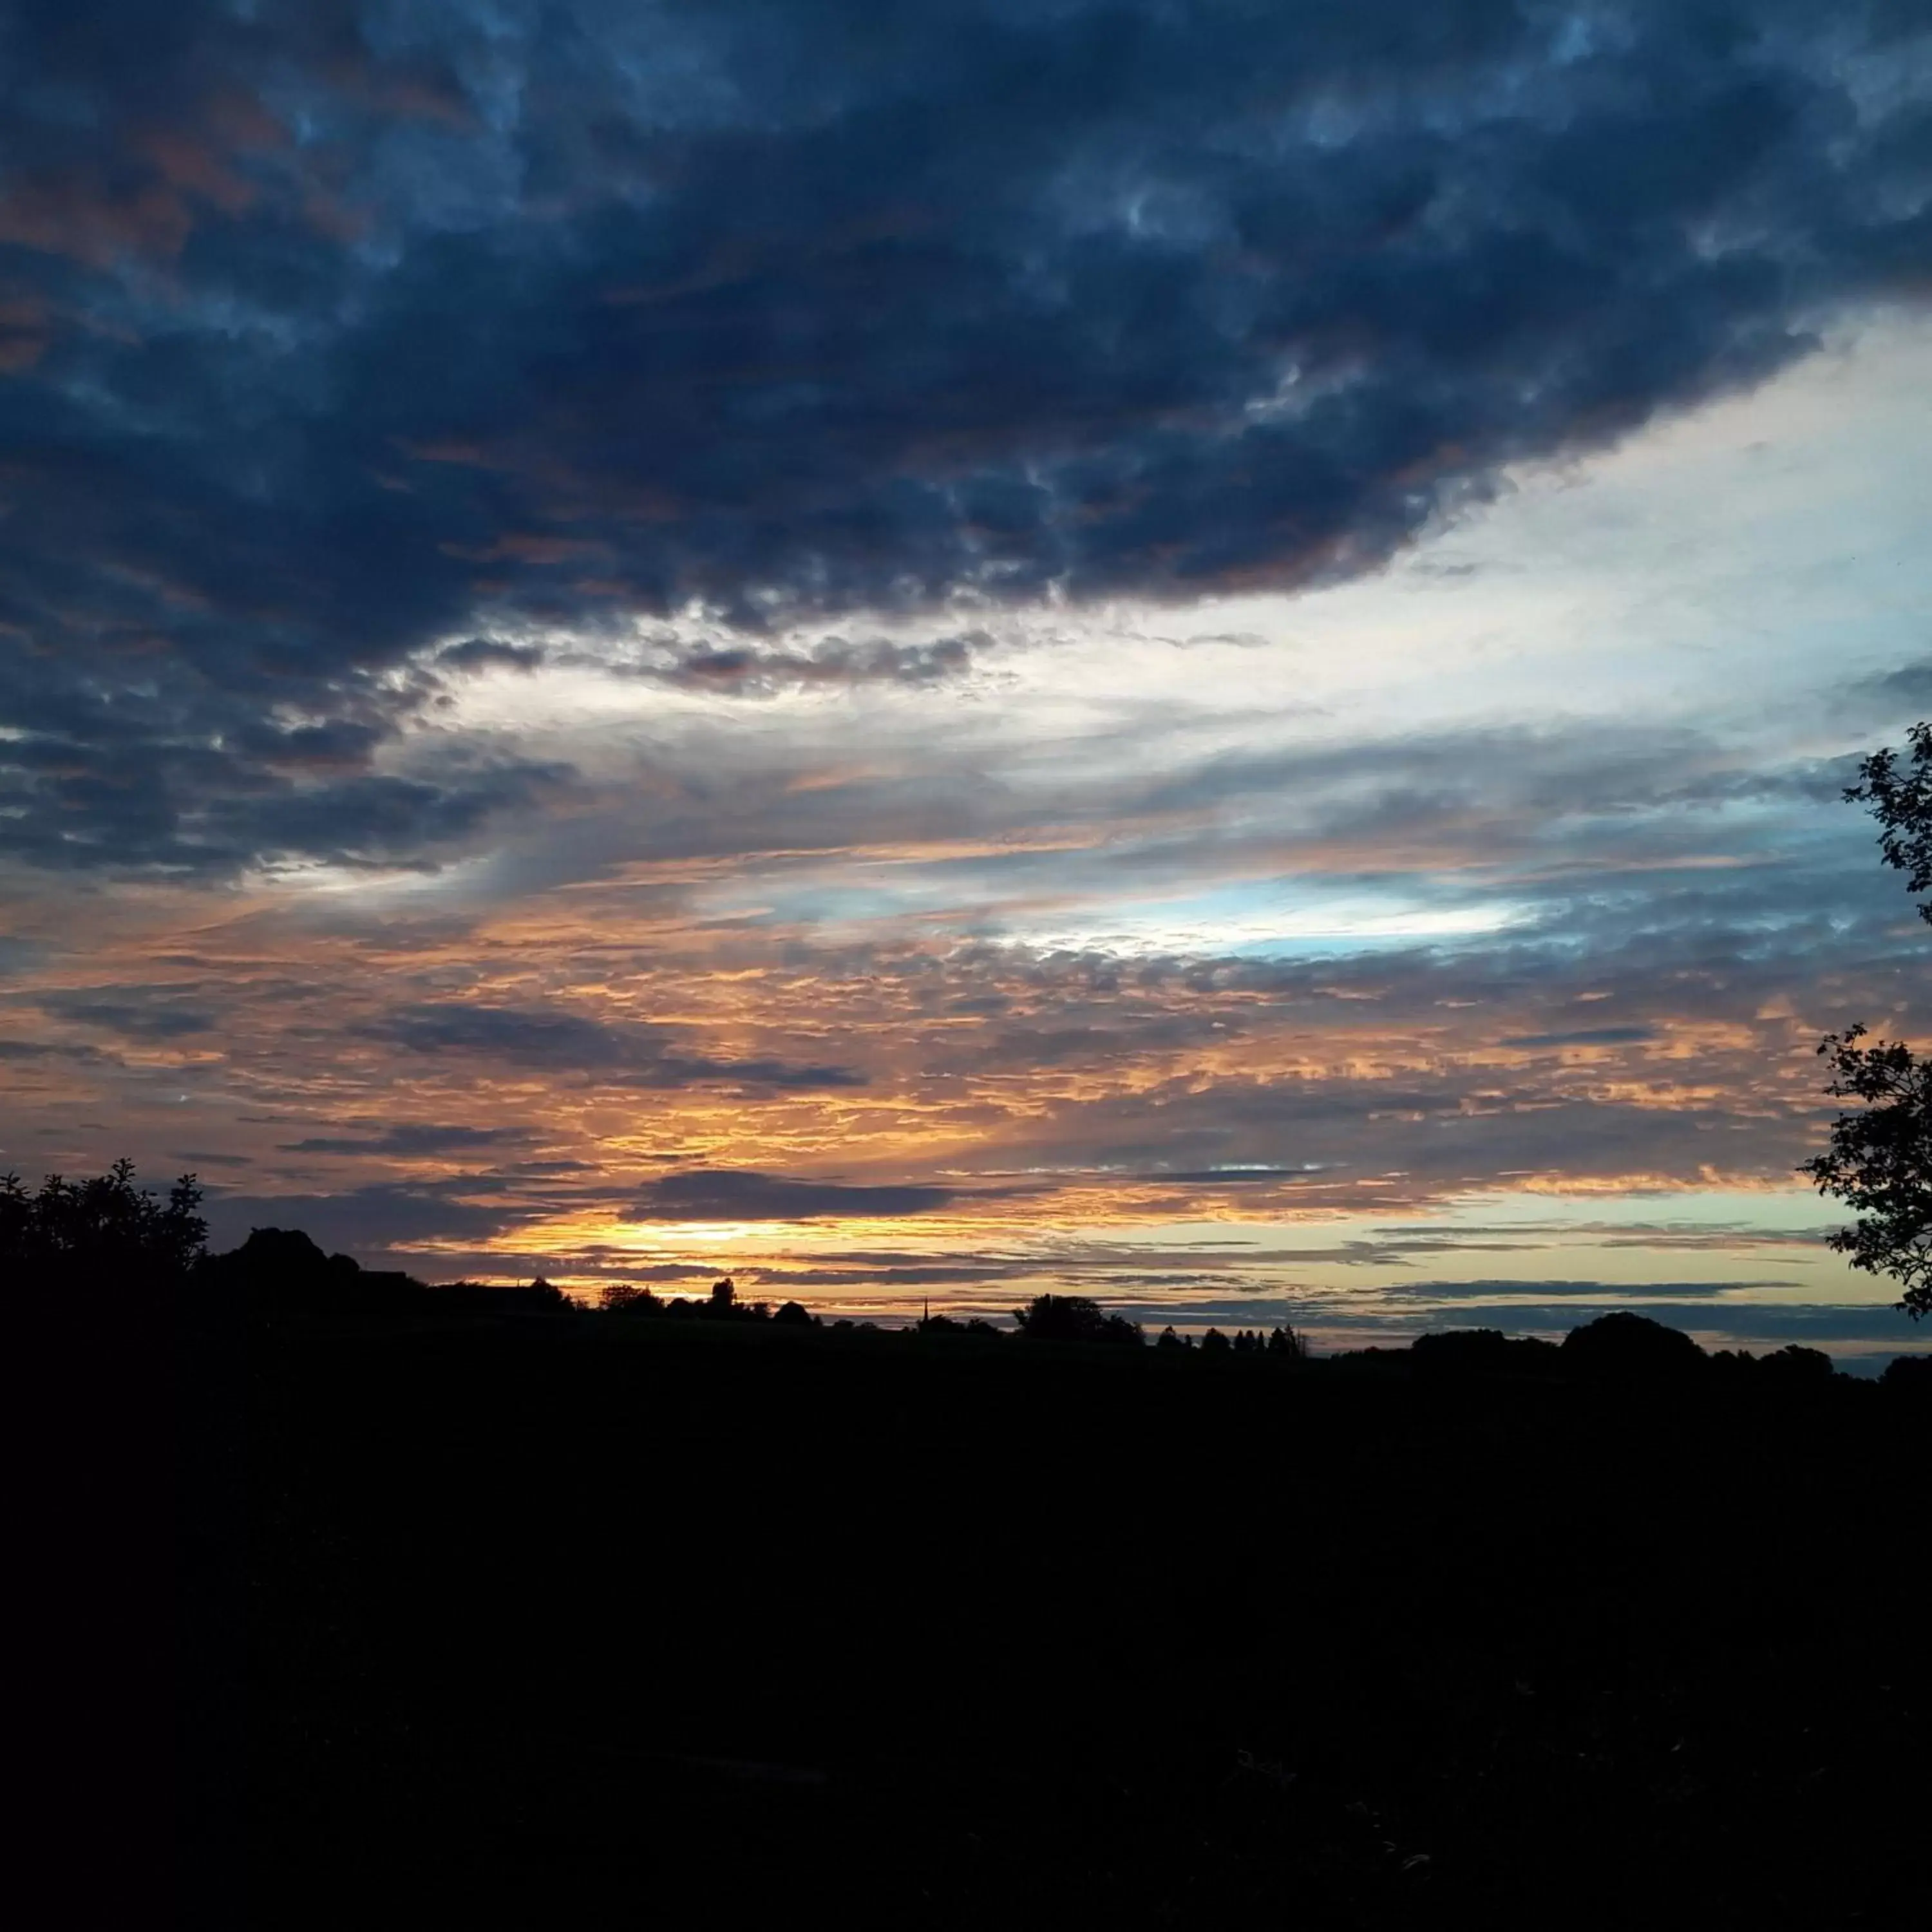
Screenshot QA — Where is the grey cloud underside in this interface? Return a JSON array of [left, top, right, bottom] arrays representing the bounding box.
[[370, 1002, 866, 1090], [457, 715, 1906, 939], [1, 1, 1928, 872], [0, 1037, 104, 1063], [1501, 1026, 1658, 1048], [277, 1122, 534, 1156], [622, 633, 986, 695], [33, 991, 220, 1039], [204, 1180, 530, 1256], [1374, 1276, 1796, 1298]]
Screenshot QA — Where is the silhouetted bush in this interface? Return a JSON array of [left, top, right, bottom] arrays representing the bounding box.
[[3, 1158, 205, 1290]]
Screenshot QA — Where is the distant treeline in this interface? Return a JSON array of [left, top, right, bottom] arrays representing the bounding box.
[[10, 1160, 1929, 1387], [217, 1228, 1926, 1388], [199, 1224, 1312, 1357]]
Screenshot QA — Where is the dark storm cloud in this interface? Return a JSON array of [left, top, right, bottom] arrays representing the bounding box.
[[634, 1169, 959, 1222], [2, 1, 1926, 873], [0, 677, 574, 875], [371, 1001, 865, 1090]]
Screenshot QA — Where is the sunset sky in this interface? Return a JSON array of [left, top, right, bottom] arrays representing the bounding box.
[[3, 3, 1929, 1359]]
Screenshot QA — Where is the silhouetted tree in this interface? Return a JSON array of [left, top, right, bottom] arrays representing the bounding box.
[[1803, 1026, 1932, 1318], [1, 1159, 205, 1289], [1882, 1352, 1930, 1389], [1010, 1293, 1143, 1346], [600, 1282, 661, 1314], [1198, 1327, 1231, 1353], [1560, 1311, 1705, 1378], [1803, 726, 1932, 1318], [1265, 1325, 1305, 1360], [1756, 1343, 1835, 1385], [1156, 1325, 1190, 1351], [1413, 1328, 1511, 1374], [1846, 720, 1932, 923], [1410, 1328, 1558, 1377], [774, 1300, 815, 1327]]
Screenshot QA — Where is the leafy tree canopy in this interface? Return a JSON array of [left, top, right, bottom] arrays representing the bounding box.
[[1800, 724, 1932, 1319], [1803, 1027, 1932, 1318], [1846, 721, 1932, 924], [1560, 1311, 1707, 1376], [1011, 1293, 1143, 1347]]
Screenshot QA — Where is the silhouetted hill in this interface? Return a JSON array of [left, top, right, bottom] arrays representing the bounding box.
[[167, 1255, 1929, 1929]]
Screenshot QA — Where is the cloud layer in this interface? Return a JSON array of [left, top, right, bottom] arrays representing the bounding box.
[[4, 1, 1929, 871], [1, 5, 1928, 1356]]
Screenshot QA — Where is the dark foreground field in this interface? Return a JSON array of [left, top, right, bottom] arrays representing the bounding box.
[[185, 1314, 1923, 1927]]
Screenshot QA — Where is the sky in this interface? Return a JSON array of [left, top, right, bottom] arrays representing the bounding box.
[[3, 1, 1930, 1362]]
